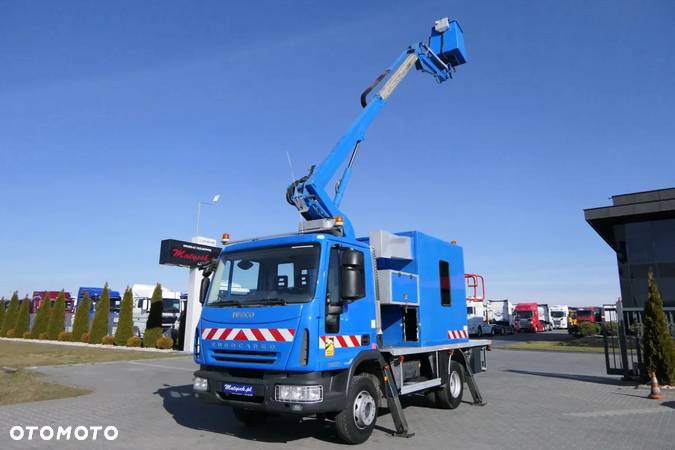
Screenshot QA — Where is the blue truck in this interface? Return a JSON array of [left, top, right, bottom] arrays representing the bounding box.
[[192, 17, 490, 443]]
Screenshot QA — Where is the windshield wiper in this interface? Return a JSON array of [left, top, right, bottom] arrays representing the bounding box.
[[208, 300, 244, 307], [262, 298, 286, 306], [243, 298, 287, 307]]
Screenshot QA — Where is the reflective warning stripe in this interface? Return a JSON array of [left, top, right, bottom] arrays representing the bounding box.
[[201, 328, 295, 342], [447, 328, 469, 339], [319, 335, 362, 349]]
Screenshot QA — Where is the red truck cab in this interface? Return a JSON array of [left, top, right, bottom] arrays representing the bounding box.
[[31, 291, 75, 314], [514, 302, 544, 332], [575, 307, 601, 324]]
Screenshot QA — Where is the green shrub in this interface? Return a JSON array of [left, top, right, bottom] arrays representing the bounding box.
[[23, 331, 31, 339], [603, 322, 618, 336], [114, 288, 134, 346], [127, 336, 142, 347], [30, 297, 51, 339], [89, 285, 111, 344], [39, 332, 49, 340], [71, 292, 91, 342], [643, 271, 675, 385], [0, 293, 20, 337], [101, 335, 115, 345], [80, 332, 90, 343], [143, 284, 163, 348], [58, 331, 72, 342], [579, 321, 598, 337], [13, 297, 30, 338], [155, 336, 174, 350], [47, 291, 66, 340], [6, 329, 16, 338]]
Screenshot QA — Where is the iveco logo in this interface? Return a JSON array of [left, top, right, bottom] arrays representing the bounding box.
[[232, 311, 254, 319]]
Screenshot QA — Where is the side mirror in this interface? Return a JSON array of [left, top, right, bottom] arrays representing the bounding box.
[[340, 249, 365, 301], [199, 276, 210, 305]]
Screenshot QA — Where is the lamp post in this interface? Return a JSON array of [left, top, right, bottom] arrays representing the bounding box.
[[196, 194, 220, 237]]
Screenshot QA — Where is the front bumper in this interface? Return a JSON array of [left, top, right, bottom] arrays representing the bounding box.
[[193, 366, 348, 415]]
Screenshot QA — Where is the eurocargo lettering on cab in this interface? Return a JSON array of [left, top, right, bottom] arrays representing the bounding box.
[[192, 17, 491, 444]]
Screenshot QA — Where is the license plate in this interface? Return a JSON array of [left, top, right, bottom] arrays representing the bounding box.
[[222, 383, 254, 396]]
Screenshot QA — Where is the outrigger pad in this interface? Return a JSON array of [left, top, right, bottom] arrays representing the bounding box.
[[429, 18, 467, 67]]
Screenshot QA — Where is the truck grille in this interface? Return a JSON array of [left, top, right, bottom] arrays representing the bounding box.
[[209, 348, 278, 365]]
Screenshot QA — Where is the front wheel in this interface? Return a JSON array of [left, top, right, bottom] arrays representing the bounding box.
[[476, 327, 483, 337], [335, 375, 379, 444], [434, 360, 465, 409]]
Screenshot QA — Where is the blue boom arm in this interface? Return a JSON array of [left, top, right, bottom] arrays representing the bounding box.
[[286, 18, 467, 238]]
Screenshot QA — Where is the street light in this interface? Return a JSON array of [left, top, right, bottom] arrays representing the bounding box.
[[196, 194, 220, 236]]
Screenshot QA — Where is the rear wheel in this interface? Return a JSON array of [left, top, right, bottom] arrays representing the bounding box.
[[335, 375, 378, 444], [476, 327, 483, 337], [232, 408, 268, 426], [435, 360, 464, 409]]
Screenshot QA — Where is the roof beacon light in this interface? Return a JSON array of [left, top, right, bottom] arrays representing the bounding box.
[[334, 216, 344, 228], [221, 233, 230, 244]]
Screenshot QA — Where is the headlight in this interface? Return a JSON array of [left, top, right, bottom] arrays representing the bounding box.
[[275, 385, 323, 403], [193, 377, 209, 392]]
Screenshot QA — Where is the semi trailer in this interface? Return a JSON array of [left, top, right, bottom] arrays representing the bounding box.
[[192, 18, 490, 444]]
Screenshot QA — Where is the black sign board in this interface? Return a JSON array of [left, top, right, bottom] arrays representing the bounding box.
[[159, 239, 221, 268]]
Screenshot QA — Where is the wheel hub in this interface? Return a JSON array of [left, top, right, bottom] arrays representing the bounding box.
[[449, 370, 461, 398], [353, 390, 376, 429]]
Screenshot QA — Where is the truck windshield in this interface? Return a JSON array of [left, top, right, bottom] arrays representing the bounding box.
[[517, 311, 533, 319], [207, 244, 320, 307], [578, 310, 593, 318], [551, 311, 565, 318], [163, 299, 181, 313]]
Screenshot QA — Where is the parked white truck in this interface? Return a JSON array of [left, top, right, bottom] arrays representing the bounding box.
[[131, 284, 184, 335], [550, 305, 569, 329], [467, 301, 494, 337], [537, 304, 553, 331], [487, 299, 515, 334]]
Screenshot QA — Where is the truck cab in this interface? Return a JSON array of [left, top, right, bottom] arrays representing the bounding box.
[[550, 305, 569, 329], [514, 302, 543, 332]]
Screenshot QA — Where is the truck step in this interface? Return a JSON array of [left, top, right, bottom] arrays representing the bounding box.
[[400, 377, 442, 395]]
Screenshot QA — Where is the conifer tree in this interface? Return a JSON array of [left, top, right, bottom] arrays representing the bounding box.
[[643, 271, 675, 385], [114, 288, 134, 346], [14, 296, 31, 338], [71, 292, 91, 342], [143, 284, 164, 347], [0, 297, 6, 332], [47, 290, 66, 340], [89, 285, 111, 344], [30, 296, 51, 339], [0, 292, 20, 337]]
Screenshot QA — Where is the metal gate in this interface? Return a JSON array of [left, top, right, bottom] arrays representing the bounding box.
[[603, 301, 644, 380]]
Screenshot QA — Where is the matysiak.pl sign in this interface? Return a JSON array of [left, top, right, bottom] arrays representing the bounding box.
[[159, 239, 221, 268]]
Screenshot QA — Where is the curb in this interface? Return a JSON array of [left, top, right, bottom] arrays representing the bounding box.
[[0, 337, 186, 354]]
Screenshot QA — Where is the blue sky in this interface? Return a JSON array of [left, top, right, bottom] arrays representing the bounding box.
[[1, 0, 674, 306]]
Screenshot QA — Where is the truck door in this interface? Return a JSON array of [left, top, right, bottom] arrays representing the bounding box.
[[320, 244, 374, 370]]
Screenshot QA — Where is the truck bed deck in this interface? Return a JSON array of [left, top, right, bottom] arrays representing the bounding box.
[[381, 339, 491, 356]]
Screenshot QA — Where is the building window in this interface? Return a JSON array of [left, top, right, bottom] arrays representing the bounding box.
[[440, 260, 451, 306]]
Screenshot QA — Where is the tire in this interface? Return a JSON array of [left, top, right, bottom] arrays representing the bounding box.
[[476, 327, 483, 338], [335, 375, 378, 444], [435, 360, 464, 409], [232, 408, 268, 426]]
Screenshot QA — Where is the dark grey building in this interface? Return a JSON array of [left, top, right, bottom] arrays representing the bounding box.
[[585, 188, 675, 326]]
